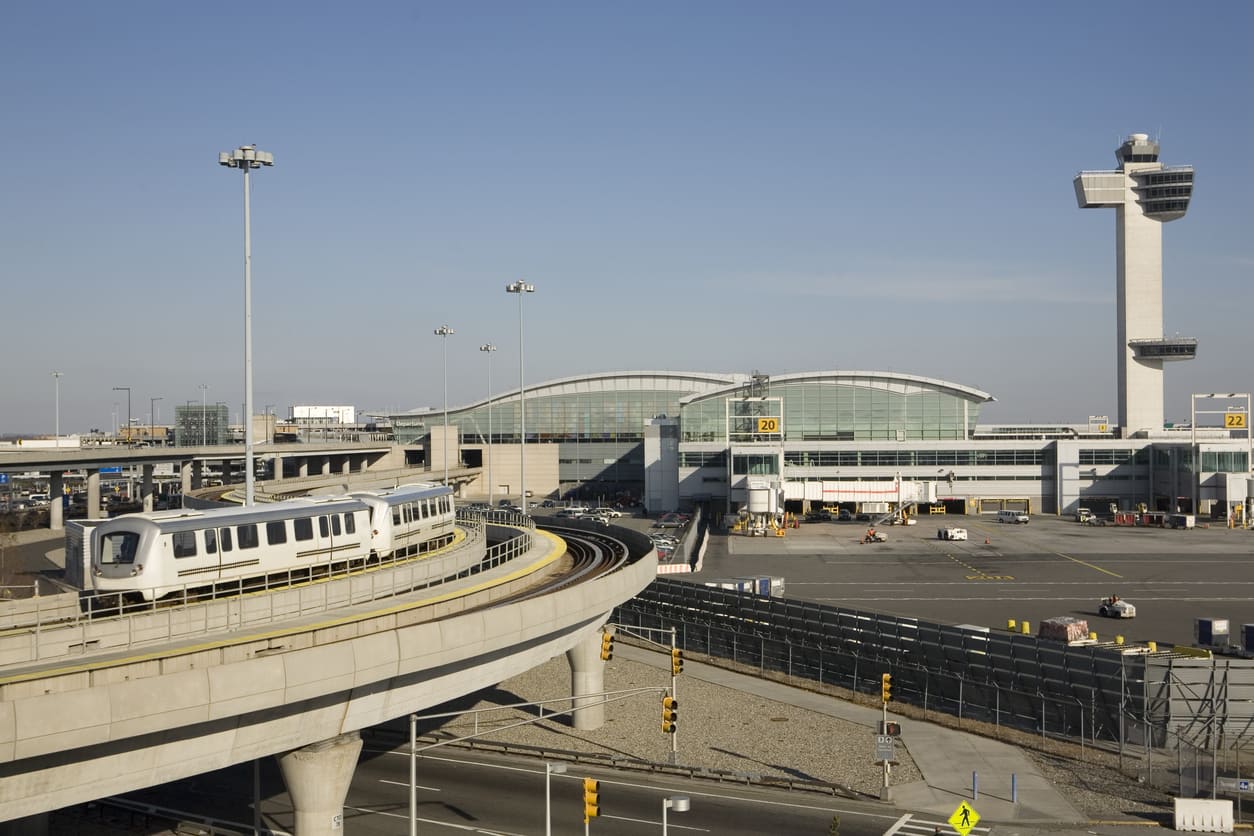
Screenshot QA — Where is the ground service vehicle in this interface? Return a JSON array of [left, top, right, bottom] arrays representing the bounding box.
[[997, 510, 1030, 524], [1098, 596, 1136, 618], [91, 483, 455, 601], [938, 527, 968, 541]]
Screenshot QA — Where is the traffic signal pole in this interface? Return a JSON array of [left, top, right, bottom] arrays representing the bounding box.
[[670, 627, 679, 766]]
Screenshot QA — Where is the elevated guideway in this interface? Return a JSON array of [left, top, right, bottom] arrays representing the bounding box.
[[0, 516, 658, 829]]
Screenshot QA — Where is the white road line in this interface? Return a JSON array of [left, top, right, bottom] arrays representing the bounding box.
[[379, 777, 441, 791], [344, 804, 522, 835], [883, 812, 913, 835]]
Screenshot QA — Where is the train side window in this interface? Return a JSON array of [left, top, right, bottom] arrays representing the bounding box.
[[100, 531, 140, 564], [266, 520, 287, 545], [344, 513, 356, 534], [204, 529, 217, 554], [319, 516, 329, 537], [403, 504, 412, 524], [418, 501, 427, 519], [392, 507, 401, 526], [294, 517, 313, 541], [172, 531, 197, 558], [220, 528, 233, 552], [238, 524, 260, 550], [331, 515, 342, 536]]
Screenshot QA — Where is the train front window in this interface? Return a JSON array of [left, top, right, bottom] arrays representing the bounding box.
[[100, 531, 140, 565]]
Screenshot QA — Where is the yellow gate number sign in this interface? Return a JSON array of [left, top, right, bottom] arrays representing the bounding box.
[[1225, 413, 1247, 429], [756, 417, 780, 433], [948, 801, 980, 836]]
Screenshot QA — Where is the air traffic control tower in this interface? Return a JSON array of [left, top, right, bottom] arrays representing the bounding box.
[[1075, 133, 1195, 437]]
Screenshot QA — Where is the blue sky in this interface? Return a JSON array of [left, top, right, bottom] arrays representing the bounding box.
[[2, 2, 1251, 434]]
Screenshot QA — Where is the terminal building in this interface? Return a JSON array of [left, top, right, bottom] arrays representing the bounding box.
[[381, 135, 1251, 525]]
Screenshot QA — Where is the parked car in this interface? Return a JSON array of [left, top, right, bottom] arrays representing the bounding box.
[[838, 510, 853, 521], [593, 507, 622, 518]]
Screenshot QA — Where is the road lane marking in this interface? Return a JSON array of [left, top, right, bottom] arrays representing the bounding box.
[[380, 778, 441, 791], [1053, 551, 1123, 578]]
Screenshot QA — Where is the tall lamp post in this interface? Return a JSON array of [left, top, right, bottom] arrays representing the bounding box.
[[662, 795, 691, 835], [543, 761, 566, 836], [505, 281, 535, 508], [150, 397, 163, 447], [218, 143, 274, 506], [479, 343, 496, 502], [434, 325, 455, 484], [199, 384, 209, 446], [113, 386, 131, 447], [52, 371, 63, 448]]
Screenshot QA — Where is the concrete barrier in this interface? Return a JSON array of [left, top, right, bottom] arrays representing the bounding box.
[[1174, 797, 1233, 832]]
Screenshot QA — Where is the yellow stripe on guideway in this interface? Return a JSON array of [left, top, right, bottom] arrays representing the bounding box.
[[1053, 551, 1123, 578], [0, 527, 568, 687]]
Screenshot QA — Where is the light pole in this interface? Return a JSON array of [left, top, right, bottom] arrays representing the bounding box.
[[52, 371, 63, 448], [434, 325, 455, 484], [480, 343, 496, 501], [150, 397, 163, 447], [113, 387, 131, 447], [218, 143, 274, 506], [505, 281, 535, 508], [662, 795, 691, 835], [199, 384, 209, 446], [544, 761, 566, 836]]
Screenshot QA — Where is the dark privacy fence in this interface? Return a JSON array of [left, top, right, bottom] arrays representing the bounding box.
[[615, 579, 1151, 744]]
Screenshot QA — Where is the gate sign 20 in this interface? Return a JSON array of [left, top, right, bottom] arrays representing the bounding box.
[[756, 417, 780, 434]]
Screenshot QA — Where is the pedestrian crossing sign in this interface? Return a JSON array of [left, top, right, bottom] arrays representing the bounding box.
[[948, 801, 980, 836]]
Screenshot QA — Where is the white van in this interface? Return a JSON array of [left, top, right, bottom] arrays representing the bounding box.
[[997, 510, 1029, 524]]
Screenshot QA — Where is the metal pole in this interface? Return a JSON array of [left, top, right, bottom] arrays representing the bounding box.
[[243, 163, 254, 506], [481, 344, 495, 501], [671, 626, 679, 765], [52, 372, 62, 447], [434, 326, 454, 485], [518, 291, 525, 508]]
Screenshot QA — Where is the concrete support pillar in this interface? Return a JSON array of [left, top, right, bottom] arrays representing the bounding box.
[[272, 455, 284, 482], [192, 460, 204, 490], [276, 732, 362, 836], [565, 631, 607, 731], [180, 460, 193, 495], [299, 458, 309, 478], [321, 456, 331, 476], [141, 464, 155, 512], [48, 472, 64, 531], [340, 456, 350, 475], [85, 469, 102, 520], [0, 812, 48, 836]]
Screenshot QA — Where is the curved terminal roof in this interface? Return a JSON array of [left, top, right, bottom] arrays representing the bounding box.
[[679, 370, 995, 406]]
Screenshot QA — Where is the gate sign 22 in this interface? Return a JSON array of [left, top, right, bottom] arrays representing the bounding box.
[[1225, 412, 1247, 429]]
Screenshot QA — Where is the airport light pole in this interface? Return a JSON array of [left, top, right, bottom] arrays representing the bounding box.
[[218, 143, 274, 506], [113, 387, 131, 447], [52, 371, 63, 448], [199, 384, 209, 446], [505, 281, 535, 508], [480, 343, 496, 502], [662, 795, 691, 835], [150, 397, 162, 447], [434, 325, 455, 484], [544, 761, 566, 836]]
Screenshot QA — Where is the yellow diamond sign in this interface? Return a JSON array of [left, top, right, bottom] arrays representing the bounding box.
[[948, 801, 980, 836]]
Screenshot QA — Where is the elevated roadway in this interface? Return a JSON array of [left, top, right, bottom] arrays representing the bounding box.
[[0, 516, 657, 832]]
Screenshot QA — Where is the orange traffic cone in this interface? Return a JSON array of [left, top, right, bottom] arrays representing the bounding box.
[[984, 537, 990, 545]]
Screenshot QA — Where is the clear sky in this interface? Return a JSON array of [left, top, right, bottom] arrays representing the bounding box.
[[2, 1, 1251, 435]]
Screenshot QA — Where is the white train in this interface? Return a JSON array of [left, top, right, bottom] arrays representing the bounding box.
[[91, 483, 455, 601]]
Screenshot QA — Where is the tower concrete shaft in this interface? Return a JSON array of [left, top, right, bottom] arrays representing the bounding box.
[[1074, 133, 1195, 437]]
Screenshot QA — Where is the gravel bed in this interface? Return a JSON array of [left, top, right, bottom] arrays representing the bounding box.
[[433, 654, 922, 797]]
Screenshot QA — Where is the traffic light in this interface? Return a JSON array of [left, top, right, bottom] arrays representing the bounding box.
[[881, 672, 893, 703], [582, 778, 599, 821], [599, 631, 614, 661], [670, 647, 684, 676], [661, 695, 678, 733]]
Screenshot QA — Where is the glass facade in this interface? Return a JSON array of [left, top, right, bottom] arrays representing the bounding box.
[[682, 375, 984, 443]]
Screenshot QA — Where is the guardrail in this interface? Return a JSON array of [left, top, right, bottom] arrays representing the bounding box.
[[0, 517, 549, 668]]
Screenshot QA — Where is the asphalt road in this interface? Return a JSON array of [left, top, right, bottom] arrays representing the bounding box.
[[681, 514, 1254, 650]]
